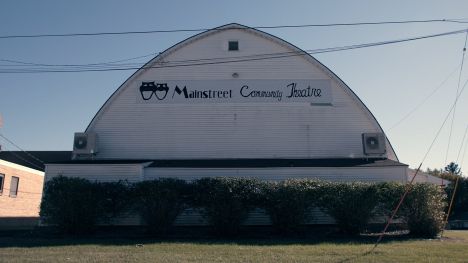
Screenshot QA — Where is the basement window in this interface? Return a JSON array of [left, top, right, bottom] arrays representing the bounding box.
[[10, 176, 19, 197], [228, 41, 239, 51], [0, 173, 4, 194]]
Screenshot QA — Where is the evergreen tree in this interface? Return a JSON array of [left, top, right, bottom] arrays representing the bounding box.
[[444, 162, 462, 176]]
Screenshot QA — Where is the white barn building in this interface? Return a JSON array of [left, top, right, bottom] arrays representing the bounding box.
[[44, 23, 408, 224]]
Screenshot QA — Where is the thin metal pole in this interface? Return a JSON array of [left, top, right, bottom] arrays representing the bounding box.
[[441, 175, 460, 237], [372, 163, 422, 251]]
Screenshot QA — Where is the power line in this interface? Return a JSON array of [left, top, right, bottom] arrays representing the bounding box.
[[0, 52, 158, 67], [0, 28, 467, 74], [456, 123, 468, 163], [373, 74, 468, 250], [387, 64, 461, 131], [0, 146, 44, 171], [420, 78, 468, 165], [0, 133, 44, 165], [444, 31, 468, 165], [462, 131, 468, 171], [0, 19, 467, 40], [0, 27, 466, 71]]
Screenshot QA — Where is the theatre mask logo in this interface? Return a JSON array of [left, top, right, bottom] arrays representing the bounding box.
[[139, 82, 169, 101]]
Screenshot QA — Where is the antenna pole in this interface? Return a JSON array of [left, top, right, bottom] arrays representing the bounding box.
[[372, 163, 422, 251], [441, 174, 460, 237]]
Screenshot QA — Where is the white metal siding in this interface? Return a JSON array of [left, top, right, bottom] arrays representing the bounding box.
[[45, 164, 143, 182], [88, 27, 394, 160]]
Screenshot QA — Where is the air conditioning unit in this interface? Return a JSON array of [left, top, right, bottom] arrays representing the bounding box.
[[362, 133, 386, 155], [73, 132, 98, 156]]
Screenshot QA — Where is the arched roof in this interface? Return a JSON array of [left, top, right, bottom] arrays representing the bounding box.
[[85, 23, 398, 161]]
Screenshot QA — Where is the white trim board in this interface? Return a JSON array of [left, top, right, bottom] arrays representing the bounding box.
[[0, 159, 44, 176]]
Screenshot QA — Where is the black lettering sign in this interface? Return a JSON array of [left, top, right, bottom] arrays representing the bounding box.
[[139, 80, 330, 104], [287, 82, 322, 98], [173, 85, 188, 98], [240, 85, 283, 101]]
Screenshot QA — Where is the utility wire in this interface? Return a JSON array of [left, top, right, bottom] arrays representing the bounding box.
[[0, 48, 338, 69], [388, 64, 461, 131], [0, 27, 465, 72], [462, 132, 468, 171], [373, 75, 468, 251], [0, 133, 44, 165], [0, 19, 467, 39], [382, 32, 468, 242], [456, 123, 468, 163], [0, 28, 467, 74], [0, 52, 158, 67], [0, 144, 44, 171], [444, 31, 468, 165], [420, 78, 468, 165]]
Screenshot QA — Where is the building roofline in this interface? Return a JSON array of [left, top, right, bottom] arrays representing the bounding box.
[[84, 23, 399, 161], [0, 159, 45, 176], [47, 158, 407, 168]]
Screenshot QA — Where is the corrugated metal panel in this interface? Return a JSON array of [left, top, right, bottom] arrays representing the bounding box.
[[243, 208, 273, 225], [100, 214, 142, 226], [88, 28, 391, 160], [144, 166, 407, 182], [308, 208, 336, 224], [45, 164, 143, 182], [92, 207, 336, 226], [174, 208, 207, 226], [172, 208, 329, 226], [172, 207, 335, 226]]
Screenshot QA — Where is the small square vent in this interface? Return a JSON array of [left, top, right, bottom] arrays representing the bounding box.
[[362, 133, 386, 155], [228, 41, 239, 51]]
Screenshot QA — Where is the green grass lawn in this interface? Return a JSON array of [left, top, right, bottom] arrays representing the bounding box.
[[1, 231, 467, 262]]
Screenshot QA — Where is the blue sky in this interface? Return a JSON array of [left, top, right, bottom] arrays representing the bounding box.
[[1, 0, 468, 173]]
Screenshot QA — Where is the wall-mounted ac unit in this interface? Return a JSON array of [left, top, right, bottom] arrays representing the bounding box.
[[362, 133, 386, 155], [73, 132, 98, 156]]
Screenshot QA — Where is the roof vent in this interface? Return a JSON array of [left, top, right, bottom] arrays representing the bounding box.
[[228, 41, 239, 51]]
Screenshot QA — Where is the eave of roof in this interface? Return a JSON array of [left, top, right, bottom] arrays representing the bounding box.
[[47, 158, 407, 168], [0, 151, 72, 171]]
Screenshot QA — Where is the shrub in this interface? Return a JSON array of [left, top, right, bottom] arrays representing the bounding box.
[[192, 177, 260, 236], [376, 182, 446, 238], [403, 183, 446, 237], [40, 176, 447, 238], [97, 181, 134, 223], [375, 182, 407, 219], [40, 176, 103, 234], [261, 179, 319, 234], [318, 182, 379, 235], [133, 178, 189, 235]]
